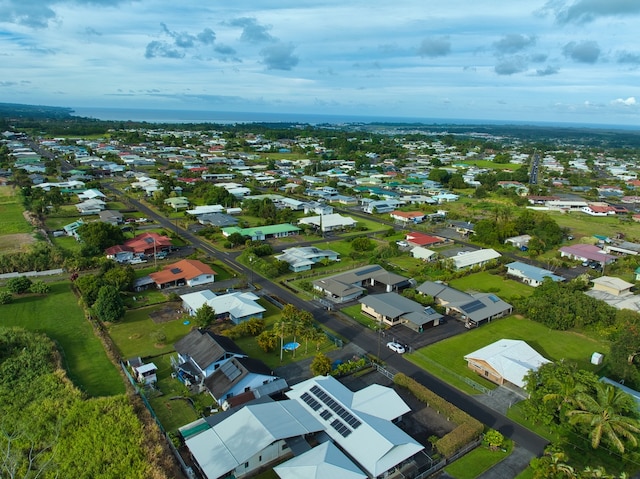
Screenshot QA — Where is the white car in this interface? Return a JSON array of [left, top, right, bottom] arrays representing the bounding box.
[[386, 341, 406, 354]]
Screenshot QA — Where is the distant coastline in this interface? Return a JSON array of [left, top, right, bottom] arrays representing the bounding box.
[[70, 106, 638, 131]]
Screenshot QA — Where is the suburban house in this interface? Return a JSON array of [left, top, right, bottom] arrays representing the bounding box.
[[581, 204, 616, 216], [180, 290, 266, 324], [63, 220, 84, 240], [504, 235, 532, 249], [506, 261, 565, 287], [449, 220, 475, 236], [181, 375, 424, 479], [417, 281, 512, 328], [222, 224, 301, 241], [405, 232, 447, 248], [77, 188, 106, 201], [298, 213, 357, 232], [75, 198, 106, 214], [450, 249, 501, 270], [105, 232, 173, 260], [559, 244, 616, 265], [362, 200, 401, 214], [584, 276, 640, 312], [173, 329, 247, 382], [186, 205, 224, 216], [197, 212, 239, 227], [164, 196, 190, 210], [98, 210, 123, 226], [312, 265, 412, 303], [203, 356, 281, 406], [603, 241, 640, 256], [411, 246, 437, 261], [464, 339, 551, 388], [149, 259, 216, 289], [389, 210, 426, 224], [358, 292, 443, 332], [275, 247, 340, 273]]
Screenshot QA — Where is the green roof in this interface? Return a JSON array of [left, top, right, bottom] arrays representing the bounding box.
[[223, 223, 301, 236]]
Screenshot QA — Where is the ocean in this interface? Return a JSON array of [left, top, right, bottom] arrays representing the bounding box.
[[70, 106, 637, 130]]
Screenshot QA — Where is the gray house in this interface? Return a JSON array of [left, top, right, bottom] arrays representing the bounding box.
[[359, 292, 443, 332]]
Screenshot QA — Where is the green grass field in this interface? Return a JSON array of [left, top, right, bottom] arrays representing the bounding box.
[[444, 440, 513, 479], [0, 282, 124, 396], [408, 316, 610, 394], [106, 304, 194, 358], [0, 187, 32, 234], [448, 271, 533, 301]]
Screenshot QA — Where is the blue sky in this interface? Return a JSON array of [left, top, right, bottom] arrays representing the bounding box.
[[1, 0, 639, 125]]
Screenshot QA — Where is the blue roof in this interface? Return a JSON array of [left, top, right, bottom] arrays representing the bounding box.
[[506, 262, 564, 283]]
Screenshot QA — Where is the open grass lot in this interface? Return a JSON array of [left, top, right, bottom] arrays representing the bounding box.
[[448, 271, 533, 301], [408, 316, 610, 393], [444, 440, 513, 479], [51, 234, 83, 253], [0, 281, 124, 396], [460, 159, 522, 171], [106, 304, 194, 358], [0, 187, 32, 234], [341, 304, 382, 330], [547, 211, 639, 240]]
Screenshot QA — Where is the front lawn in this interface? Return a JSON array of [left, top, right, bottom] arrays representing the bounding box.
[[408, 316, 610, 394], [107, 304, 194, 358], [448, 271, 533, 301], [444, 439, 513, 479], [0, 281, 124, 396]]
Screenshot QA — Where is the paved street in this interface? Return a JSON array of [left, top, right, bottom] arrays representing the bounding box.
[[107, 184, 549, 458]]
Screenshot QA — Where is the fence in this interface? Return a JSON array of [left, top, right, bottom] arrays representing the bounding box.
[[412, 352, 493, 395]]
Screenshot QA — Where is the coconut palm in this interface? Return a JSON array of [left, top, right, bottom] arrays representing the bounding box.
[[566, 382, 640, 453]]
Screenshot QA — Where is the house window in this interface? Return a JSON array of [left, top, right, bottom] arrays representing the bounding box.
[[258, 456, 262, 462], [282, 444, 288, 450], [245, 387, 251, 392], [244, 462, 249, 468], [484, 371, 489, 377]]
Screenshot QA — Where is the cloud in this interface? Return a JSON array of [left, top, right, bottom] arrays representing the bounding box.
[[0, 0, 134, 28], [417, 37, 451, 57], [144, 41, 184, 59], [493, 34, 536, 54], [617, 51, 640, 65], [229, 17, 274, 43], [260, 42, 299, 70], [534, 65, 559, 76], [197, 28, 216, 45], [494, 56, 528, 75], [562, 40, 600, 63], [529, 53, 548, 63], [548, 0, 640, 24], [611, 96, 636, 106], [214, 44, 236, 55]]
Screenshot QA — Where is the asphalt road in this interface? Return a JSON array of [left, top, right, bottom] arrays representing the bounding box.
[[105, 183, 549, 457]]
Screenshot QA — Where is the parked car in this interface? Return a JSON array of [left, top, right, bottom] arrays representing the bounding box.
[[396, 240, 408, 247], [386, 341, 406, 354], [130, 258, 148, 265]]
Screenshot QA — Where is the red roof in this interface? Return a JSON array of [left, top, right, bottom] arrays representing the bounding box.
[[105, 232, 172, 255], [405, 232, 445, 246], [149, 259, 216, 285], [391, 211, 424, 219]]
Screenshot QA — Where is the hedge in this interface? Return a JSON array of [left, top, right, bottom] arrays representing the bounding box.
[[394, 373, 484, 457]]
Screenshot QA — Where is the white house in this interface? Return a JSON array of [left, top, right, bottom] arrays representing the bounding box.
[[450, 249, 501, 270], [180, 290, 266, 325]]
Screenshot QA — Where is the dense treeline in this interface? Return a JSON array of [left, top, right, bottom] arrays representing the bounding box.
[[0, 328, 168, 479]]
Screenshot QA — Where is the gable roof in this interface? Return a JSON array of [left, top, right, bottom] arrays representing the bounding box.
[[464, 339, 551, 388], [204, 356, 272, 400], [358, 292, 442, 326], [149, 259, 216, 285], [184, 400, 324, 479], [405, 232, 445, 246], [274, 441, 367, 479], [105, 232, 172, 255], [174, 329, 245, 370], [451, 248, 501, 269], [506, 261, 565, 283]]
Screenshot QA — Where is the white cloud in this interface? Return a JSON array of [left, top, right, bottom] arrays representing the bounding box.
[[611, 96, 636, 106]]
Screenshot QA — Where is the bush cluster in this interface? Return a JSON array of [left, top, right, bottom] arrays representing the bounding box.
[[394, 373, 483, 457]]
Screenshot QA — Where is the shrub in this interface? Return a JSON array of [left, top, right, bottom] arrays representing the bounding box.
[[6, 276, 33, 294], [0, 291, 13, 304], [29, 280, 51, 294]]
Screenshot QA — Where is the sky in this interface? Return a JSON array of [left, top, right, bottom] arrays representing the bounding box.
[[1, 0, 640, 126]]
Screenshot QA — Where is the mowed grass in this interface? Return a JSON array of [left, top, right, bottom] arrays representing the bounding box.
[[0, 187, 32, 234], [106, 304, 194, 358], [408, 316, 610, 393], [444, 440, 513, 479], [448, 271, 533, 301], [0, 282, 124, 396]]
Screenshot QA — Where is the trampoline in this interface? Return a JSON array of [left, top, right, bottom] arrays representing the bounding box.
[[283, 342, 300, 351]]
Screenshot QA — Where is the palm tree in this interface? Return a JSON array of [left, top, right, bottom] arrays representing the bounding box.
[[566, 382, 640, 453]]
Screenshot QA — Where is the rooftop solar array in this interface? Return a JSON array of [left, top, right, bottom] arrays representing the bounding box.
[[310, 385, 361, 429], [319, 409, 333, 420], [220, 360, 241, 381], [330, 418, 352, 438], [301, 392, 321, 411], [170, 267, 182, 274], [460, 299, 484, 313]]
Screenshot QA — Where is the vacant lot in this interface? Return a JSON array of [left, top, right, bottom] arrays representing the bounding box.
[[0, 186, 32, 235], [0, 281, 124, 396], [449, 271, 533, 301]]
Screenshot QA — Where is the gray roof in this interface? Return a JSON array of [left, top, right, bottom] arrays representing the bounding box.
[[174, 329, 245, 371], [204, 356, 273, 400], [313, 265, 410, 296], [358, 293, 442, 326], [448, 293, 512, 322], [417, 281, 471, 303], [197, 212, 239, 227]]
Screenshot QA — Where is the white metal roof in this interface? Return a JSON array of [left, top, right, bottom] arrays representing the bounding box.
[[274, 441, 367, 479], [452, 248, 501, 269], [464, 339, 551, 388]]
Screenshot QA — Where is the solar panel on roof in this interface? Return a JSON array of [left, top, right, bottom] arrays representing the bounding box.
[[301, 392, 322, 411], [353, 265, 380, 276], [320, 409, 332, 420], [309, 385, 361, 430], [487, 294, 500, 303], [171, 268, 182, 274], [460, 299, 484, 313], [219, 360, 241, 381]]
